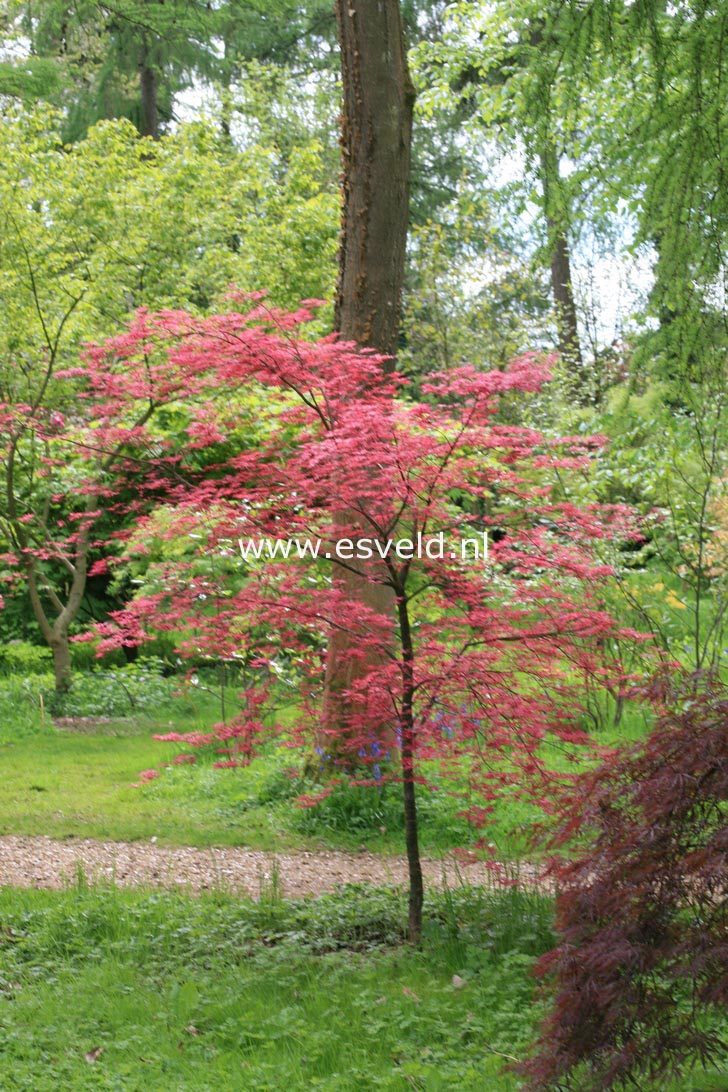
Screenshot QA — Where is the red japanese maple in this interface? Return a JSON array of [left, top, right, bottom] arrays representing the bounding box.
[[521, 669, 728, 1091], [66, 303, 643, 941]]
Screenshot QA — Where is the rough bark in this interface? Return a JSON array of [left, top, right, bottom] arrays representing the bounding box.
[[323, 0, 415, 754], [334, 0, 415, 358]]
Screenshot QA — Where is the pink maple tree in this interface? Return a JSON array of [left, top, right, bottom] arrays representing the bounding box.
[[71, 302, 643, 941]]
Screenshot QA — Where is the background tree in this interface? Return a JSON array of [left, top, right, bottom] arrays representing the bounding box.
[[412, 5, 591, 390], [322, 0, 416, 751], [0, 106, 337, 678], [3, 0, 220, 138]]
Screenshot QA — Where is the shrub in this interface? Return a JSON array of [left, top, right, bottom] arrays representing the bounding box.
[[0, 641, 52, 675], [522, 670, 728, 1091], [49, 659, 177, 718]]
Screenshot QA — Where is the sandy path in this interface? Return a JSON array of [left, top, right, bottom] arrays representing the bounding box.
[[0, 835, 539, 898]]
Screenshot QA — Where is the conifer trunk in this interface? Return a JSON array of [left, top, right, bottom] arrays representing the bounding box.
[[323, 0, 415, 757]]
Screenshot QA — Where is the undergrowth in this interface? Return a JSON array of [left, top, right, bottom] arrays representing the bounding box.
[[0, 880, 553, 1091]]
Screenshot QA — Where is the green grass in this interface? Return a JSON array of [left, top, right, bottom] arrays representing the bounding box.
[[0, 664, 514, 854], [0, 665, 657, 857], [0, 881, 553, 1091], [3, 667, 728, 1091], [0, 721, 496, 853], [0, 721, 316, 850]]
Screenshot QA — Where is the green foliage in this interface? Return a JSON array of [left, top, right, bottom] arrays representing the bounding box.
[[0, 881, 551, 1090], [0, 658, 177, 735], [0, 641, 52, 676], [0, 656, 180, 722], [5, 0, 337, 140], [517, 375, 728, 675], [49, 659, 178, 719], [0, 674, 49, 735], [226, 59, 339, 172], [0, 105, 336, 359], [290, 777, 473, 850], [402, 201, 552, 377], [6, 0, 219, 139], [0, 55, 62, 100]]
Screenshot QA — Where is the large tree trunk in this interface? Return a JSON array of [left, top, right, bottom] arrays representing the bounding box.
[[322, 0, 415, 757], [334, 0, 415, 357]]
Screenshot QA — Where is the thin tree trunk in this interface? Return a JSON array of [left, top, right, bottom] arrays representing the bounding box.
[[397, 590, 423, 944], [139, 42, 159, 139], [549, 230, 581, 364], [539, 145, 583, 376], [24, 520, 92, 693], [50, 635, 72, 692], [323, 0, 415, 758], [220, 33, 234, 141]]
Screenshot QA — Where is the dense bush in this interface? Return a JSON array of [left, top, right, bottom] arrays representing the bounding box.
[[0, 641, 52, 676], [522, 671, 728, 1091]]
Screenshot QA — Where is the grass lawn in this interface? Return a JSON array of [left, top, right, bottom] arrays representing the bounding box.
[[0, 670, 544, 855], [3, 672, 728, 1090], [0, 668, 651, 857], [1, 881, 726, 1092], [0, 717, 567, 857], [0, 726, 300, 849], [0, 881, 552, 1091]]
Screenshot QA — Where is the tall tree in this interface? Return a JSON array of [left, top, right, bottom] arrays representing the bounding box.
[[83, 307, 635, 946], [5, 0, 220, 139], [322, 0, 415, 757], [538, 139, 583, 374], [320, 0, 418, 921], [413, 9, 588, 387], [334, 0, 415, 354]]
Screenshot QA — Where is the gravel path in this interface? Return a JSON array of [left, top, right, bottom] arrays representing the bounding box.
[[0, 835, 539, 899]]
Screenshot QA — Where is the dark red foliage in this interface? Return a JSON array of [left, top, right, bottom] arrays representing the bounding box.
[[522, 670, 728, 1091]]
